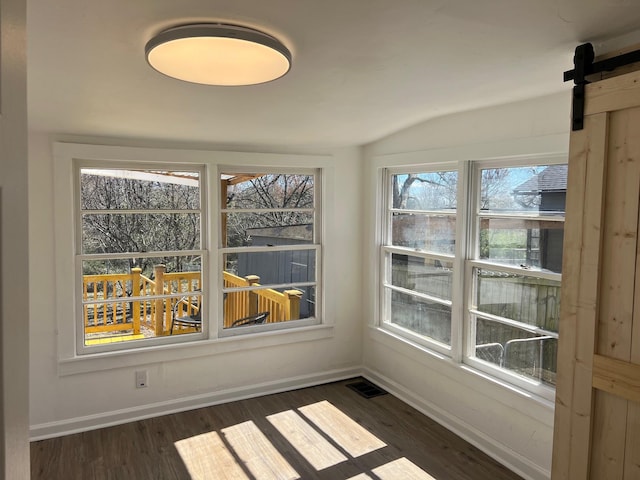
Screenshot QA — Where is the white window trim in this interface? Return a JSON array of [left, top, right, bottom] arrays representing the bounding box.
[[464, 154, 565, 400], [378, 152, 567, 401], [53, 142, 333, 372], [73, 159, 208, 355], [380, 162, 460, 357], [217, 166, 322, 337]]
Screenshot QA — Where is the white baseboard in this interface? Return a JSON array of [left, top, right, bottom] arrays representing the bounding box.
[[30, 367, 363, 441], [362, 368, 551, 480], [31, 365, 550, 480]]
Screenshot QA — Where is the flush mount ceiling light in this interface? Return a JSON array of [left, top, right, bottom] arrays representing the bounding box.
[[145, 23, 292, 86]]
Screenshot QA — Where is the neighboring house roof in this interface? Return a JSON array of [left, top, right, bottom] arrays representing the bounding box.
[[513, 164, 568, 194]]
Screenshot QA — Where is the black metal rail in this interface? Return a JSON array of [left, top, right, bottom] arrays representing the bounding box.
[[564, 42, 640, 131]]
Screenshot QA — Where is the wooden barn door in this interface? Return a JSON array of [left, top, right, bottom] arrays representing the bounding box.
[[552, 64, 640, 479]]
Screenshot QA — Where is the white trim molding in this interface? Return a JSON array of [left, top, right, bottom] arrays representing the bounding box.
[[362, 367, 551, 480], [30, 367, 362, 441]]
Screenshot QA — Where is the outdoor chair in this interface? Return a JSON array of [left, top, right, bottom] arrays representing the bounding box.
[[231, 311, 270, 327], [170, 294, 202, 334]]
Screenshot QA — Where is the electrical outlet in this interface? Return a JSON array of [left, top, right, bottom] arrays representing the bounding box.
[[135, 370, 148, 388]]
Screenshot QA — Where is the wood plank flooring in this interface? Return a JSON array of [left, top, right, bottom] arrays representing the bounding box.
[[31, 378, 523, 480]]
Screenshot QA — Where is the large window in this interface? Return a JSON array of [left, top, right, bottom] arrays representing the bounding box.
[[382, 168, 458, 351], [55, 144, 332, 366], [77, 163, 206, 352], [468, 163, 564, 389], [381, 158, 566, 397], [220, 170, 320, 334]]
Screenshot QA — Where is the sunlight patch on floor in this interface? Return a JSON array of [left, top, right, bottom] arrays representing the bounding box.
[[298, 400, 387, 457], [373, 457, 439, 479], [267, 409, 348, 470], [174, 399, 440, 480], [222, 420, 299, 480], [174, 431, 249, 480]]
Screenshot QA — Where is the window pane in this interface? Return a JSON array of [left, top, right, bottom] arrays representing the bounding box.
[[475, 268, 560, 332], [223, 250, 316, 286], [389, 290, 451, 345], [391, 171, 457, 210], [81, 257, 202, 344], [479, 218, 564, 273], [224, 212, 313, 248], [223, 286, 315, 328], [474, 317, 557, 386], [392, 213, 456, 254], [80, 168, 200, 210], [390, 253, 453, 300], [223, 173, 314, 209], [221, 170, 319, 334], [480, 164, 567, 214], [82, 213, 201, 254]]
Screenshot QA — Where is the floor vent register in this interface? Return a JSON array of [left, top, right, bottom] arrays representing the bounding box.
[[346, 379, 387, 399]]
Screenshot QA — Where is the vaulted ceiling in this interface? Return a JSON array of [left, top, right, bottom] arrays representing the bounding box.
[[27, 0, 640, 147]]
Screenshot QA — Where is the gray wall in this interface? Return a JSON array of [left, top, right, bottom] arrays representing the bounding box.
[[1, 0, 29, 476]]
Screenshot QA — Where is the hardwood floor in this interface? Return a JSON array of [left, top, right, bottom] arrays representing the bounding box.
[[31, 378, 523, 479]]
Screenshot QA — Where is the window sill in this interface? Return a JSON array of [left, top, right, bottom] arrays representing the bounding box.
[[58, 324, 334, 376], [368, 326, 555, 426]]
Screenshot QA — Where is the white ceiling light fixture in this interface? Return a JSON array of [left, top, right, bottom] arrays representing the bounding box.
[[145, 23, 292, 86]]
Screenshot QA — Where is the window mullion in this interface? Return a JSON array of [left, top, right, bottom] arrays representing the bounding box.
[[451, 160, 470, 363], [462, 162, 481, 364]]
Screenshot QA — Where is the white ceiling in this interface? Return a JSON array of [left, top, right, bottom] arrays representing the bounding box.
[[27, 0, 640, 148]]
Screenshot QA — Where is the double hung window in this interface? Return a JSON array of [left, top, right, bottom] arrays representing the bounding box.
[[381, 158, 566, 397], [77, 163, 206, 352], [59, 143, 328, 363], [381, 167, 458, 352], [220, 170, 320, 334], [468, 163, 564, 389]]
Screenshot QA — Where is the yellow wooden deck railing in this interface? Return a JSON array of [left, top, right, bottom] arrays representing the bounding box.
[[140, 265, 202, 336], [82, 266, 302, 338], [223, 271, 302, 328], [83, 269, 142, 335]]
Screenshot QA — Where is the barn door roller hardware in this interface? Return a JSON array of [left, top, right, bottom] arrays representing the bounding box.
[[565, 42, 640, 131]]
